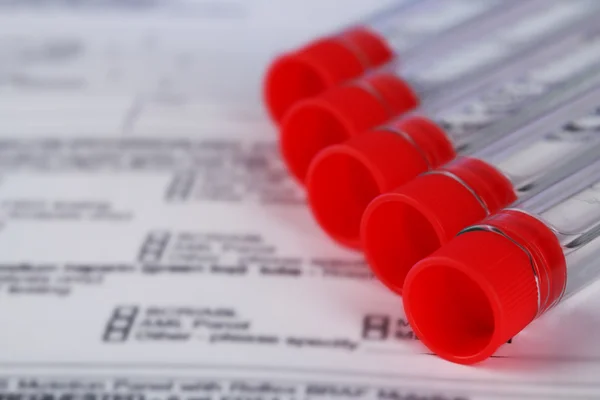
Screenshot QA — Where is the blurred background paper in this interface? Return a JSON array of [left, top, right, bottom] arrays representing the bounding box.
[[0, 0, 397, 137]]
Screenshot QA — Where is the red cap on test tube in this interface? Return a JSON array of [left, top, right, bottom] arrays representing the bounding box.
[[305, 116, 455, 249], [280, 72, 419, 183], [264, 27, 394, 122], [403, 210, 567, 364], [360, 157, 517, 294]]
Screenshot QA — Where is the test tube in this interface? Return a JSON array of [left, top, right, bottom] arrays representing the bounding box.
[[280, 0, 600, 182], [361, 83, 600, 295], [263, 0, 525, 122], [403, 156, 600, 364], [305, 28, 600, 249]]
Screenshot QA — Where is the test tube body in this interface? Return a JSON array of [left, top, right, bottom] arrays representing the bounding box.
[[280, 0, 600, 182], [264, 0, 521, 121], [304, 28, 600, 249], [379, 1, 597, 107], [426, 36, 600, 154], [361, 83, 600, 295], [474, 99, 600, 196], [403, 158, 600, 364]]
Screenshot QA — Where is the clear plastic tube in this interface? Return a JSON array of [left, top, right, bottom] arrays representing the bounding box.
[[474, 86, 600, 197], [394, 0, 600, 104], [366, 0, 506, 58], [507, 161, 600, 300], [303, 39, 600, 248], [379, 23, 600, 158], [433, 83, 600, 211], [263, 0, 534, 121], [279, 0, 600, 183], [359, 82, 600, 297], [430, 29, 600, 152], [402, 157, 600, 365]]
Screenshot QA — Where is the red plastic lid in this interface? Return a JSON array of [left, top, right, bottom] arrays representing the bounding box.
[[305, 117, 455, 249], [264, 27, 394, 122], [361, 157, 516, 295], [403, 210, 566, 364], [485, 210, 567, 313], [391, 116, 457, 168], [280, 72, 419, 183]]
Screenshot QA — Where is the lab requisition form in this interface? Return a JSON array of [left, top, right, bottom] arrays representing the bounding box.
[[0, 1, 599, 399]]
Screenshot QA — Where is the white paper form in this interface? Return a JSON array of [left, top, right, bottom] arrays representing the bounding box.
[[2, 2, 600, 400], [0, 0, 401, 138]]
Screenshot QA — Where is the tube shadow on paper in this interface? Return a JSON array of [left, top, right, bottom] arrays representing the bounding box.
[[481, 282, 600, 373]]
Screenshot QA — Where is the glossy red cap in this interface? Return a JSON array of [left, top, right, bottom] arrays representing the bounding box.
[[404, 210, 566, 364], [264, 27, 394, 122], [280, 73, 419, 183], [305, 116, 455, 249], [361, 157, 517, 294]]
